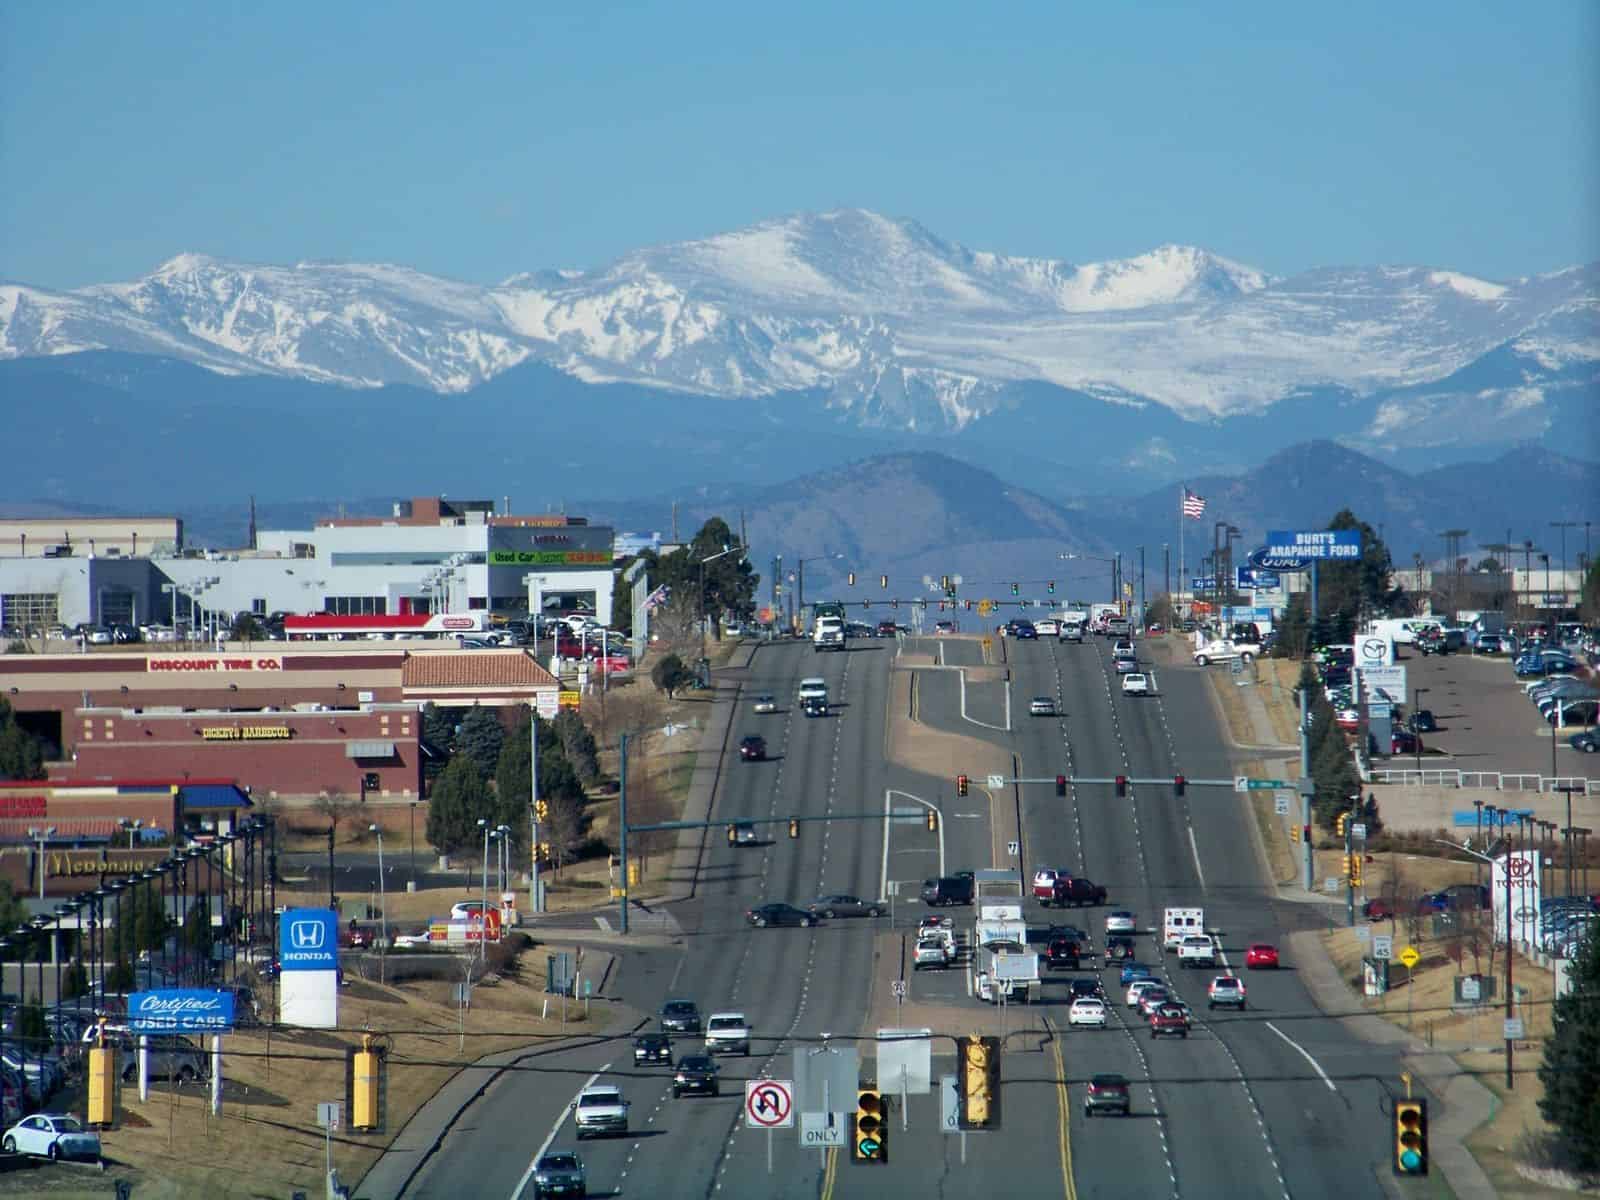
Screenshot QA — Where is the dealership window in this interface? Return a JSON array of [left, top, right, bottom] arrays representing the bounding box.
[[99, 590, 138, 625], [1, 593, 59, 632], [326, 596, 387, 616], [492, 595, 530, 613], [252, 598, 267, 615]]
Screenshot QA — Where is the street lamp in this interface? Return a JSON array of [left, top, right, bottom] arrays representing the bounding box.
[[118, 818, 143, 850], [477, 819, 493, 963], [368, 824, 387, 982], [496, 824, 511, 893], [26, 826, 56, 899], [409, 800, 418, 890], [1433, 830, 1516, 1090]]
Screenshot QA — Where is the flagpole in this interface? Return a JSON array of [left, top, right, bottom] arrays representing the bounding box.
[[1178, 484, 1185, 618]]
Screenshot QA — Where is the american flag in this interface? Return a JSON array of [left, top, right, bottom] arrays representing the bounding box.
[[1181, 489, 1207, 520], [644, 584, 670, 612]]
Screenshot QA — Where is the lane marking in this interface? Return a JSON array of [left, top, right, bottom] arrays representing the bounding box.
[[880, 787, 946, 900], [1046, 1017, 1079, 1200], [1188, 827, 1207, 890], [510, 1063, 612, 1200], [1264, 1022, 1338, 1093]]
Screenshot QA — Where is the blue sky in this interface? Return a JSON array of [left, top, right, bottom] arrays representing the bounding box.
[[2, 1, 1595, 289]]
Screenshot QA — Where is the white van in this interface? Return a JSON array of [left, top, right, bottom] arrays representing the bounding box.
[[797, 677, 828, 704]]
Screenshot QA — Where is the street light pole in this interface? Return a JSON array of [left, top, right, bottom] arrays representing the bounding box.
[[1413, 687, 1429, 776], [369, 825, 386, 982]]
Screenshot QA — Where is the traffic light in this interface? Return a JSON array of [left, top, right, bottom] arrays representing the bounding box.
[[848, 572, 856, 586], [1394, 1098, 1428, 1175], [535, 799, 549, 822], [964, 599, 973, 610], [956, 774, 969, 797], [863, 600, 871, 609], [880, 574, 888, 589], [851, 1089, 887, 1163], [727, 824, 738, 845], [1173, 774, 1186, 797], [1290, 824, 1300, 843], [957, 1035, 1001, 1129], [1337, 812, 1348, 838], [788, 818, 799, 839], [891, 598, 898, 609], [1055, 774, 1067, 798], [350, 1034, 384, 1132], [926, 809, 939, 832], [1303, 825, 1311, 845], [1011, 582, 1019, 595], [940, 575, 950, 592], [1114, 775, 1128, 798], [1047, 580, 1055, 593]]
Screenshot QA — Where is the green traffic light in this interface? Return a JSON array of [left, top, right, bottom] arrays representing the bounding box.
[[1399, 1149, 1422, 1172]]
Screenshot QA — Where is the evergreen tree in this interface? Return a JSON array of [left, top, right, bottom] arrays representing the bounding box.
[[1272, 594, 1311, 659], [1537, 930, 1600, 1172], [427, 755, 491, 856], [1317, 510, 1399, 629], [457, 706, 505, 781], [420, 703, 463, 781], [61, 957, 89, 1001], [651, 653, 690, 698], [105, 955, 136, 993], [552, 710, 600, 786], [0, 698, 46, 781], [184, 893, 214, 964], [15, 999, 47, 1053]]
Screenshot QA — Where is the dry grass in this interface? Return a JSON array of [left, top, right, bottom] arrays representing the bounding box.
[[1459, 1051, 1584, 1199], [85, 940, 611, 1198]]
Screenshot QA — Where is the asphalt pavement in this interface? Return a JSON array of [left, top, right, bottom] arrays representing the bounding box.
[[359, 630, 1423, 1199]]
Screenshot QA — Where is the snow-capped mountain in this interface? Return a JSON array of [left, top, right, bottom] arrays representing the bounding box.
[[2, 209, 1595, 437]]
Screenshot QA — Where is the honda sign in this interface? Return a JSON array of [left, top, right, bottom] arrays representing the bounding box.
[[278, 908, 338, 971]]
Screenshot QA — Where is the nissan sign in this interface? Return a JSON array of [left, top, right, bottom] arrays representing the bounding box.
[[129, 989, 235, 1034], [278, 907, 338, 971]]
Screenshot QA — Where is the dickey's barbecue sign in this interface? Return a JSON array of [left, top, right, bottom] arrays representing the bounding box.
[[200, 726, 292, 740]]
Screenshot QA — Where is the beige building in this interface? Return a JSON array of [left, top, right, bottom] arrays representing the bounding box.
[[0, 517, 182, 559]]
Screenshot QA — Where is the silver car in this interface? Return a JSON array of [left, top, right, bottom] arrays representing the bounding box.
[[808, 894, 884, 919]]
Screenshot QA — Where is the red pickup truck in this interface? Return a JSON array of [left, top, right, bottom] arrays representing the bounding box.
[[1148, 1004, 1189, 1039]]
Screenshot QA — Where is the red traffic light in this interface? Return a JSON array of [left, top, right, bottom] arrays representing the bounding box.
[[956, 774, 969, 797], [1055, 774, 1066, 797], [1114, 775, 1128, 798], [1174, 774, 1186, 797]]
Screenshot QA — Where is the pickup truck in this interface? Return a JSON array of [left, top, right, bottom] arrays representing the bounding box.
[[704, 1012, 751, 1056], [1177, 935, 1218, 968], [1192, 638, 1260, 666], [1148, 1004, 1190, 1039], [573, 1085, 630, 1139], [1041, 876, 1107, 908]]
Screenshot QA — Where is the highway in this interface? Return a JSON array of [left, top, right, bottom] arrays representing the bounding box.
[[398, 629, 1404, 1199]]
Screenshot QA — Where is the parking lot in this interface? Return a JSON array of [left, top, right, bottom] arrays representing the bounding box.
[[1394, 646, 1596, 780]]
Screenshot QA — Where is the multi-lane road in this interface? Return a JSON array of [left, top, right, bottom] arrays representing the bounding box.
[[397, 632, 1405, 1199]]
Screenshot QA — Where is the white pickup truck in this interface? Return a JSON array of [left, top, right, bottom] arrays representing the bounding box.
[[1177, 934, 1218, 968], [1192, 638, 1260, 666], [704, 1011, 751, 1057], [573, 1085, 630, 1139]]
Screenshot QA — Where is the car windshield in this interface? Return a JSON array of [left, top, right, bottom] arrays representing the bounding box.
[[680, 1056, 713, 1071], [664, 1002, 694, 1015], [540, 1154, 579, 1170], [1091, 1075, 1127, 1089], [579, 1091, 620, 1106]]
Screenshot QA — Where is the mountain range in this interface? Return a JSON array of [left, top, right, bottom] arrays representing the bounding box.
[[10, 441, 1592, 605], [3, 209, 1596, 500]]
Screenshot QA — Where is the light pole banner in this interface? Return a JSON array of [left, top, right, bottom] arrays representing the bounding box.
[[1491, 851, 1541, 946]]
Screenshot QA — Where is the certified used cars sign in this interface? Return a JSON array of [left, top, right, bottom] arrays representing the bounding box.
[[129, 988, 235, 1033]]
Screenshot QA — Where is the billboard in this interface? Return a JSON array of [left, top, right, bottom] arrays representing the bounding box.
[[1263, 530, 1362, 561], [1491, 851, 1541, 946], [128, 989, 235, 1034], [279, 908, 338, 971], [1236, 567, 1280, 590]]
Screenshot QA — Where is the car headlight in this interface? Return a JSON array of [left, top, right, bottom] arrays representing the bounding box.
[[675, 1073, 686, 1082]]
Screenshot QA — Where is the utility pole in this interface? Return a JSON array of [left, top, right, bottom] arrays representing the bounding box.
[[1551, 522, 1578, 607], [1440, 529, 1468, 617], [327, 824, 336, 910], [1345, 794, 1357, 927], [1162, 544, 1170, 611], [1138, 546, 1146, 627]]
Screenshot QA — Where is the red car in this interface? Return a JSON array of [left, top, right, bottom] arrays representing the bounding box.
[[1244, 943, 1280, 969], [1148, 1004, 1189, 1039]]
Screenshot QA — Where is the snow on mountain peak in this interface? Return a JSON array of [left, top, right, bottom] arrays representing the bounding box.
[[0, 212, 1592, 427]]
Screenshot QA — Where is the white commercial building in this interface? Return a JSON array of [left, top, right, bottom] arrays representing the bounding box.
[[0, 497, 616, 635]]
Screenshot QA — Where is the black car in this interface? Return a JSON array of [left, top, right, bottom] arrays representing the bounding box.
[[659, 1000, 702, 1034], [672, 1055, 720, 1098], [746, 903, 814, 928], [1045, 937, 1082, 970], [633, 1033, 673, 1066], [1568, 729, 1599, 754], [1013, 621, 1038, 639], [1067, 977, 1103, 1001], [802, 696, 829, 718], [739, 735, 767, 761], [1408, 709, 1438, 733], [1104, 934, 1136, 961], [920, 876, 975, 907]]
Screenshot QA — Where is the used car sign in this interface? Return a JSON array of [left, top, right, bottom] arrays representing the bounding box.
[[129, 989, 236, 1033]]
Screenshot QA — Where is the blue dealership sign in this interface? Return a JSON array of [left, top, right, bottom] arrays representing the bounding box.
[[129, 988, 235, 1034], [1237, 567, 1280, 590], [1249, 547, 1312, 571], [1190, 577, 1216, 591], [1453, 809, 1532, 828], [1264, 530, 1362, 562], [278, 907, 338, 971]]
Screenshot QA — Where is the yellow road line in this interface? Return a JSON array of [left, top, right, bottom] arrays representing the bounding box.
[[1047, 1016, 1079, 1200], [820, 1144, 838, 1198]]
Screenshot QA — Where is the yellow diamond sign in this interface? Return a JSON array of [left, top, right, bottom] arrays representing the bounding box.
[[978, 599, 994, 616], [1398, 946, 1420, 969]]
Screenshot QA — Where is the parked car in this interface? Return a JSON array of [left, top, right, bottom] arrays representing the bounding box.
[[1407, 709, 1438, 733], [2, 1113, 100, 1162], [1569, 729, 1600, 754]]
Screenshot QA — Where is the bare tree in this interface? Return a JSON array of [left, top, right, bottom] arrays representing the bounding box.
[[545, 791, 586, 873], [313, 790, 356, 840], [650, 592, 702, 659], [625, 767, 678, 878]]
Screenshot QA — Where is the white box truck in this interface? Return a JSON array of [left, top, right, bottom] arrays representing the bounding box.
[[1162, 907, 1205, 952]]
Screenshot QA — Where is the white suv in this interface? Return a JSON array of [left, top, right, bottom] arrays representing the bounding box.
[[1207, 975, 1247, 1010], [1121, 673, 1150, 696]]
